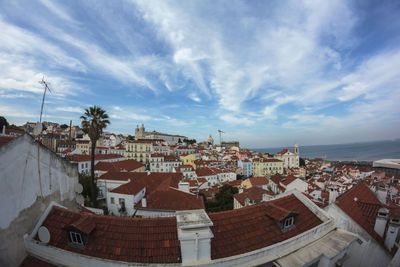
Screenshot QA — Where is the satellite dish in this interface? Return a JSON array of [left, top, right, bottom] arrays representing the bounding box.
[[38, 226, 50, 244], [33, 122, 43, 136], [76, 194, 84, 205], [74, 183, 83, 194]]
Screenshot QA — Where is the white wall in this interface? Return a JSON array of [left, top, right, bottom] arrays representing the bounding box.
[[325, 204, 392, 267], [0, 134, 79, 267], [286, 179, 308, 193]]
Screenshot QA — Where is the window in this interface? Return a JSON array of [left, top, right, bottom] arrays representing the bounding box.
[[284, 217, 294, 228], [69, 232, 83, 245], [119, 198, 125, 205], [111, 197, 114, 204]]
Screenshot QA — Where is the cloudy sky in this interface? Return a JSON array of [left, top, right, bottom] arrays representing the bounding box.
[[1, 0, 399, 148]]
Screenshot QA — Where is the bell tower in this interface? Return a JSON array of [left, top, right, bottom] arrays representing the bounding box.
[[294, 143, 299, 155]]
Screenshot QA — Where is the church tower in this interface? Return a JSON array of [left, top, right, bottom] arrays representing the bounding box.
[[294, 143, 299, 155]]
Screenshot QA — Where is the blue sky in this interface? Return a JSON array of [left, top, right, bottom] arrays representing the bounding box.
[[1, 0, 400, 148]]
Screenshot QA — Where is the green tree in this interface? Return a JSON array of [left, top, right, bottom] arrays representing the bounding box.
[[60, 124, 69, 130], [0, 116, 9, 130], [299, 157, 306, 166], [215, 184, 238, 211], [79, 174, 99, 205], [80, 105, 110, 207]]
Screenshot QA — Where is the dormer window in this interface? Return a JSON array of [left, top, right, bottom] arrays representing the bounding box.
[[284, 217, 294, 228], [69, 231, 83, 245]]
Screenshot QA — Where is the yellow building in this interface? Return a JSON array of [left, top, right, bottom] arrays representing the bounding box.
[[180, 154, 197, 166], [125, 140, 152, 163], [76, 140, 90, 155], [252, 158, 283, 177]]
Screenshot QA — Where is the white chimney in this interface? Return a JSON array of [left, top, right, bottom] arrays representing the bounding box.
[[176, 209, 214, 264], [384, 214, 400, 250], [374, 207, 388, 237], [2, 125, 5, 135], [329, 189, 337, 204], [141, 198, 147, 208], [179, 181, 190, 193]]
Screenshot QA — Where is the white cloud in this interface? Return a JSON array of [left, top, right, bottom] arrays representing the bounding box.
[[189, 93, 201, 102], [56, 107, 84, 113]]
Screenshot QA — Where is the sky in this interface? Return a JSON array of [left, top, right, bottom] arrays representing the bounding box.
[[1, 0, 400, 148]]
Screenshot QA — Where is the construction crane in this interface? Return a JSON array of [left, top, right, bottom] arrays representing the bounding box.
[[218, 129, 224, 146]]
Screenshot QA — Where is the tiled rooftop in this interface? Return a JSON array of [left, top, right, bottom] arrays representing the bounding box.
[[209, 194, 323, 259], [38, 206, 181, 263], [95, 159, 144, 172]]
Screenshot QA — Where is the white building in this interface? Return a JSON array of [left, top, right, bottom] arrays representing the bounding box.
[[149, 153, 182, 172], [66, 154, 125, 174], [274, 144, 300, 169]]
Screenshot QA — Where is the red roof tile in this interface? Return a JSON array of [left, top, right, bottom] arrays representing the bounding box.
[[280, 175, 297, 186], [335, 182, 385, 246], [137, 188, 205, 211], [98, 171, 147, 181], [209, 194, 323, 259], [248, 177, 269, 186], [38, 206, 181, 263], [95, 159, 144, 172], [66, 154, 124, 162]]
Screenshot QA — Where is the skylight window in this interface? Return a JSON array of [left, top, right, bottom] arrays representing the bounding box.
[[284, 217, 294, 228]]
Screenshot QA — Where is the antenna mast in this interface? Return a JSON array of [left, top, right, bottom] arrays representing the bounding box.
[[39, 77, 51, 123]]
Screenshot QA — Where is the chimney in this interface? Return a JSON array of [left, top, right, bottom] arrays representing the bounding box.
[[141, 197, 147, 208], [329, 188, 337, 204], [374, 207, 388, 237], [2, 125, 5, 135], [179, 181, 190, 193], [176, 209, 214, 264], [384, 213, 400, 250]]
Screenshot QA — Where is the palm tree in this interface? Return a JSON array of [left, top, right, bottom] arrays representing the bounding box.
[[80, 106, 110, 207]]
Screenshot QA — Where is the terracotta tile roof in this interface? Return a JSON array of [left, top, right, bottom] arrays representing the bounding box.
[[95, 159, 144, 172], [66, 154, 124, 162], [196, 167, 218, 177], [248, 177, 269, 186], [234, 187, 274, 206], [98, 171, 147, 181], [277, 148, 289, 155], [137, 188, 205, 210], [0, 135, 16, 147], [270, 173, 283, 184], [110, 173, 181, 195], [335, 182, 385, 245], [20, 256, 57, 267], [280, 175, 297, 186], [38, 206, 181, 263], [209, 194, 323, 259]]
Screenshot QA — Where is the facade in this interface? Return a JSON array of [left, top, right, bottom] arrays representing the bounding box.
[[76, 140, 90, 155], [274, 144, 300, 169], [238, 159, 252, 177], [135, 124, 187, 145], [125, 139, 152, 163], [149, 154, 182, 172], [66, 154, 125, 174], [252, 157, 284, 177], [24, 190, 360, 266]]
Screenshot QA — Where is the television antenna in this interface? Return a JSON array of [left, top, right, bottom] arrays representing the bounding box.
[[39, 77, 52, 124]]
